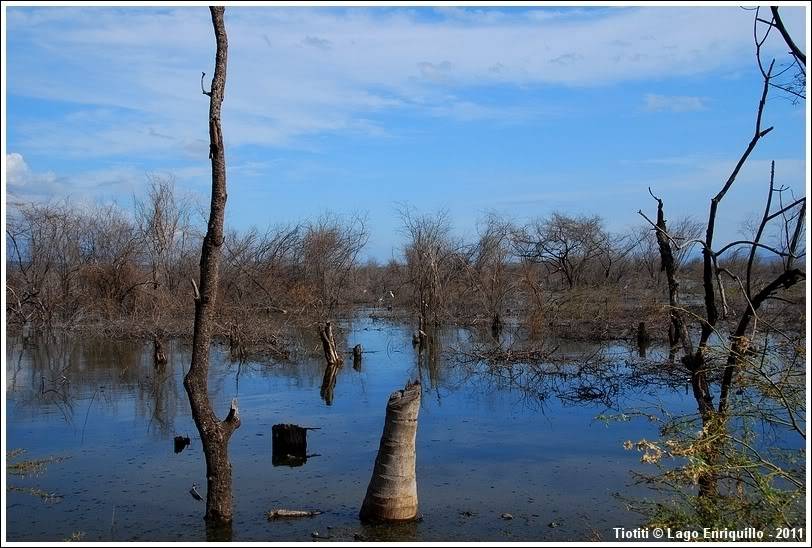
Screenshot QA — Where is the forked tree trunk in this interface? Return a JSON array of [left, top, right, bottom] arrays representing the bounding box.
[[183, 6, 241, 526], [648, 193, 718, 496], [360, 380, 421, 522], [318, 321, 343, 365]]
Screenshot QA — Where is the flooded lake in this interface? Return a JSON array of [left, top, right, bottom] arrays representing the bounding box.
[[6, 314, 695, 541]]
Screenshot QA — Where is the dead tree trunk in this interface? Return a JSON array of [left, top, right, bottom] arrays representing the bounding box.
[[272, 424, 308, 466], [353, 344, 363, 371], [360, 380, 421, 522], [413, 314, 428, 347], [491, 312, 502, 339], [318, 322, 343, 366], [636, 322, 650, 358], [650, 194, 693, 359], [153, 334, 167, 368], [183, 6, 241, 526], [644, 192, 716, 496]]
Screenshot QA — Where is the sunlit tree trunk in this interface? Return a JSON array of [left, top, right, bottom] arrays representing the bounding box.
[[360, 380, 421, 522], [183, 6, 241, 526]]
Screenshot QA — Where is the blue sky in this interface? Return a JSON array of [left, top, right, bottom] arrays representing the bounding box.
[[4, 5, 808, 260]]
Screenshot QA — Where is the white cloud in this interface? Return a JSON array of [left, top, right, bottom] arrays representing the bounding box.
[[5, 6, 806, 157], [5, 152, 206, 204], [6, 153, 31, 186], [643, 93, 707, 112], [6, 152, 61, 195]]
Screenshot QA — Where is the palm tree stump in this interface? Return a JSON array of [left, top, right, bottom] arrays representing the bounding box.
[[359, 380, 421, 522]]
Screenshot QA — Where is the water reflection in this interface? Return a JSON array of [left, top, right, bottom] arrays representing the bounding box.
[[416, 329, 443, 390], [358, 519, 419, 542], [205, 520, 233, 542], [320, 362, 340, 406], [352, 345, 363, 372], [6, 315, 692, 542]]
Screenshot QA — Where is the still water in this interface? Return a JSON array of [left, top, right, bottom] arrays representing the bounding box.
[[6, 315, 690, 541]]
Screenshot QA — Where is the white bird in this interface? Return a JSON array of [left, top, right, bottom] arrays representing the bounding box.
[[189, 482, 204, 502], [387, 290, 395, 299]]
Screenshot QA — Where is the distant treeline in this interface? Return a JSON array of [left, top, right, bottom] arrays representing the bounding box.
[[5, 176, 798, 341]]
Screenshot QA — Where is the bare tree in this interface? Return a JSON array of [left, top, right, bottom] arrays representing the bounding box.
[[752, 6, 805, 104], [183, 6, 240, 527], [6, 201, 145, 328], [640, 55, 805, 499], [301, 213, 368, 318], [400, 207, 465, 326], [221, 223, 299, 322], [467, 213, 515, 331], [515, 213, 608, 289], [631, 216, 703, 284], [134, 174, 188, 292]]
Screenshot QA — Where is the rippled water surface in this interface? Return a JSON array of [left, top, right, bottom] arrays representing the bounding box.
[[6, 315, 691, 541]]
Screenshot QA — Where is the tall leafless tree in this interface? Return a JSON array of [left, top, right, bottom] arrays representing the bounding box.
[[640, 55, 805, 498], [183, 6, 241, 526]]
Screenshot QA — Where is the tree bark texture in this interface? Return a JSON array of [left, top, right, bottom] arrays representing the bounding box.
[[360, 380, 421, 522], [183, 6, 241, 526], [319, 321, 343, 366]]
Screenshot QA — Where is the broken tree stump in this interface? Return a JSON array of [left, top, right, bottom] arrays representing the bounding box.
[[319, 322, 343, 366], [174, 435, 191, 453], [272, 424, 309, 467], [637, 321, 651, 358], [637, 321, 650, 345], [154, 335, 168, 368], [353, 344, 363, 371], [359, 380, 421, 523]]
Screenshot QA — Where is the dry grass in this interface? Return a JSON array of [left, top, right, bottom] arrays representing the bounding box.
[[8, 485, 63, 502], [6, 449, 69, 477]]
